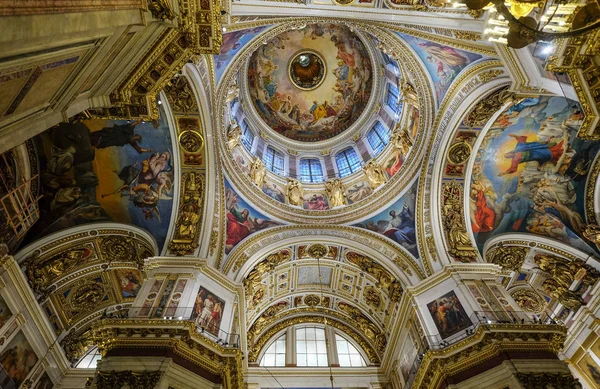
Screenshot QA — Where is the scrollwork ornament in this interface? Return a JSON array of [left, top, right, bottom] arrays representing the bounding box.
[[487, 245, 527, 271], [441, 182, 477, 262], [516, 372, 582, 389], [95, 370, 162, 389], [307, 244, 328, 259], [510, 289, 545, 313], [100, 236, 136, 263], [179, 130, 204, 153]]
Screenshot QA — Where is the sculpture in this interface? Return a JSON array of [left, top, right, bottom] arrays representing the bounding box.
[[249, 157, 266, 187], [325, 178, 346, 207], [286, 179, 303, 206], [363, 160, 387, 189], [391, 126, 413, 156], [541, 278, 584, 310], [226, 120, 242, 150]]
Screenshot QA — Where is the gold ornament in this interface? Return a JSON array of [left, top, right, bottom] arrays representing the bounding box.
[[286, 179, 303, 206], [363, 159, 387, 189], [325, 178, 346, 207], [510, 289, 545, 313], [249, 157, 266, 187]]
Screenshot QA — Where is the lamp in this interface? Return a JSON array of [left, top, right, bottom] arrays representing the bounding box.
[[463, 0, 600, 48]]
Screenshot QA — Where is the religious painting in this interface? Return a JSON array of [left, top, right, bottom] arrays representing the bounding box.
[[22, 108, 175, 251], [191, 286, 226, 336], [231, 147, 251, 175], [215, 26, 269, 84], [354, 180, 418, 258], [225, 180, 281, 254], [34, 372, 53, 389], [262, 180, 286, 203], [384, 149, 404, 179], [427, 291, 472, 339], [398, 334, 418, 380], [0, 331, 39, 388], [0, 294, 13, 329], [346, 181, 373, 205], [114, 268, 143, 298], [397, 34, 484, 103], [406, 104, 420, 139], [248, 23, 374, 142], [303, 192, 329, 210], [579, 354, 600, 387], [469, 96, 599, 255]]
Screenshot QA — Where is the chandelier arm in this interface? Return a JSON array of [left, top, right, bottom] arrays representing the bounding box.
[[489, 0, 600, 41]]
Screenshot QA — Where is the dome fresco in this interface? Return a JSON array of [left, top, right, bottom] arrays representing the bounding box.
[[247, 23, 374, 142]]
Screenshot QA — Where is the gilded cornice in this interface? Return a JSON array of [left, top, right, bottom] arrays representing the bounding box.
[[144, 257, 240, 292], [214, 20, 434, 226], [91, 319, 244, 389], [411, 324, 567, 389], [223, 225, 425, 282], [90, 0, 222, 121], [406, 262, 503, 296]]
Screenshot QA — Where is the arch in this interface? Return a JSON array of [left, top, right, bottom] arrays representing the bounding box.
[[247, 313, 382, 365], [225, 225, 425, 285]]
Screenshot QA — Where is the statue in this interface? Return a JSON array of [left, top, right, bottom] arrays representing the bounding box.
[[226, 120, 242, 150], [363, 160, 386, 189], [391, 126, 412, 156], [325, 178, 346, 207], [535, 253, 600, 288], [177, 204, 200, 240], [249, 157, 266, 187], [286, 179, 303, 206], [542, 279, 584, 310]]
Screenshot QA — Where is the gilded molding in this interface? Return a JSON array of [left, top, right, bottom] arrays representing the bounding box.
[[411, 324, 567, 389], [247, 313, 382, 364]]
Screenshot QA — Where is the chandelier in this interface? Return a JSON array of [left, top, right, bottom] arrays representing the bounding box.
[[463, 0, 600, 48]]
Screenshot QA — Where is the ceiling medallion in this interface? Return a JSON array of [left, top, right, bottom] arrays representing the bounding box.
[[333, 0, 356, 4], [288, 50, 327, 91], [307, 243, 328, 259]]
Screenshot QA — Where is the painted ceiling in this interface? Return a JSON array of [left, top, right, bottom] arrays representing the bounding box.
[[246, 23, 374, 142]]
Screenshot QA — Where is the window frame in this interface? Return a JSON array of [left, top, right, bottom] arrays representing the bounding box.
[[386, 83, 402, 115], [299, 158, 324, 183], [240, 119, 254, 151], [263, 145, 285, 175], [335, 147, 361, 178], [366, 121, 389, 156]]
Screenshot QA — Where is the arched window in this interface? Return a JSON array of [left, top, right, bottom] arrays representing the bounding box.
[[335, 334, 366, 367], [296, 327, 328, 367], [263, 146, 285, 175], [75, 346, 102, 369], [366, 121, 389, 156], [240, 120, 254, 151], [260, 333, 286, 367], [335, 147, 361, 178], [386, 83, 402, 115], [259, 325, 368, 368], [299, 158, 323, 183]]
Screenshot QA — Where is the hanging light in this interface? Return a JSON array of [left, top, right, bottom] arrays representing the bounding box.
[[463, 0, 600, 48]]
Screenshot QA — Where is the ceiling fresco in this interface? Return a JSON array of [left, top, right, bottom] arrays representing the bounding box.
[[247, 23, 374, 142], [225, 179, 283, 254], [397, 33, 485, 104], [22, 110, 175, 251], [469, 96, 599, 255], [215, 26, 269, 85], [353, 177, 419, 259]]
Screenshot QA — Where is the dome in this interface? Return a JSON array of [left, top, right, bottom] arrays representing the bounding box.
[[246, 23, 374, 142]]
